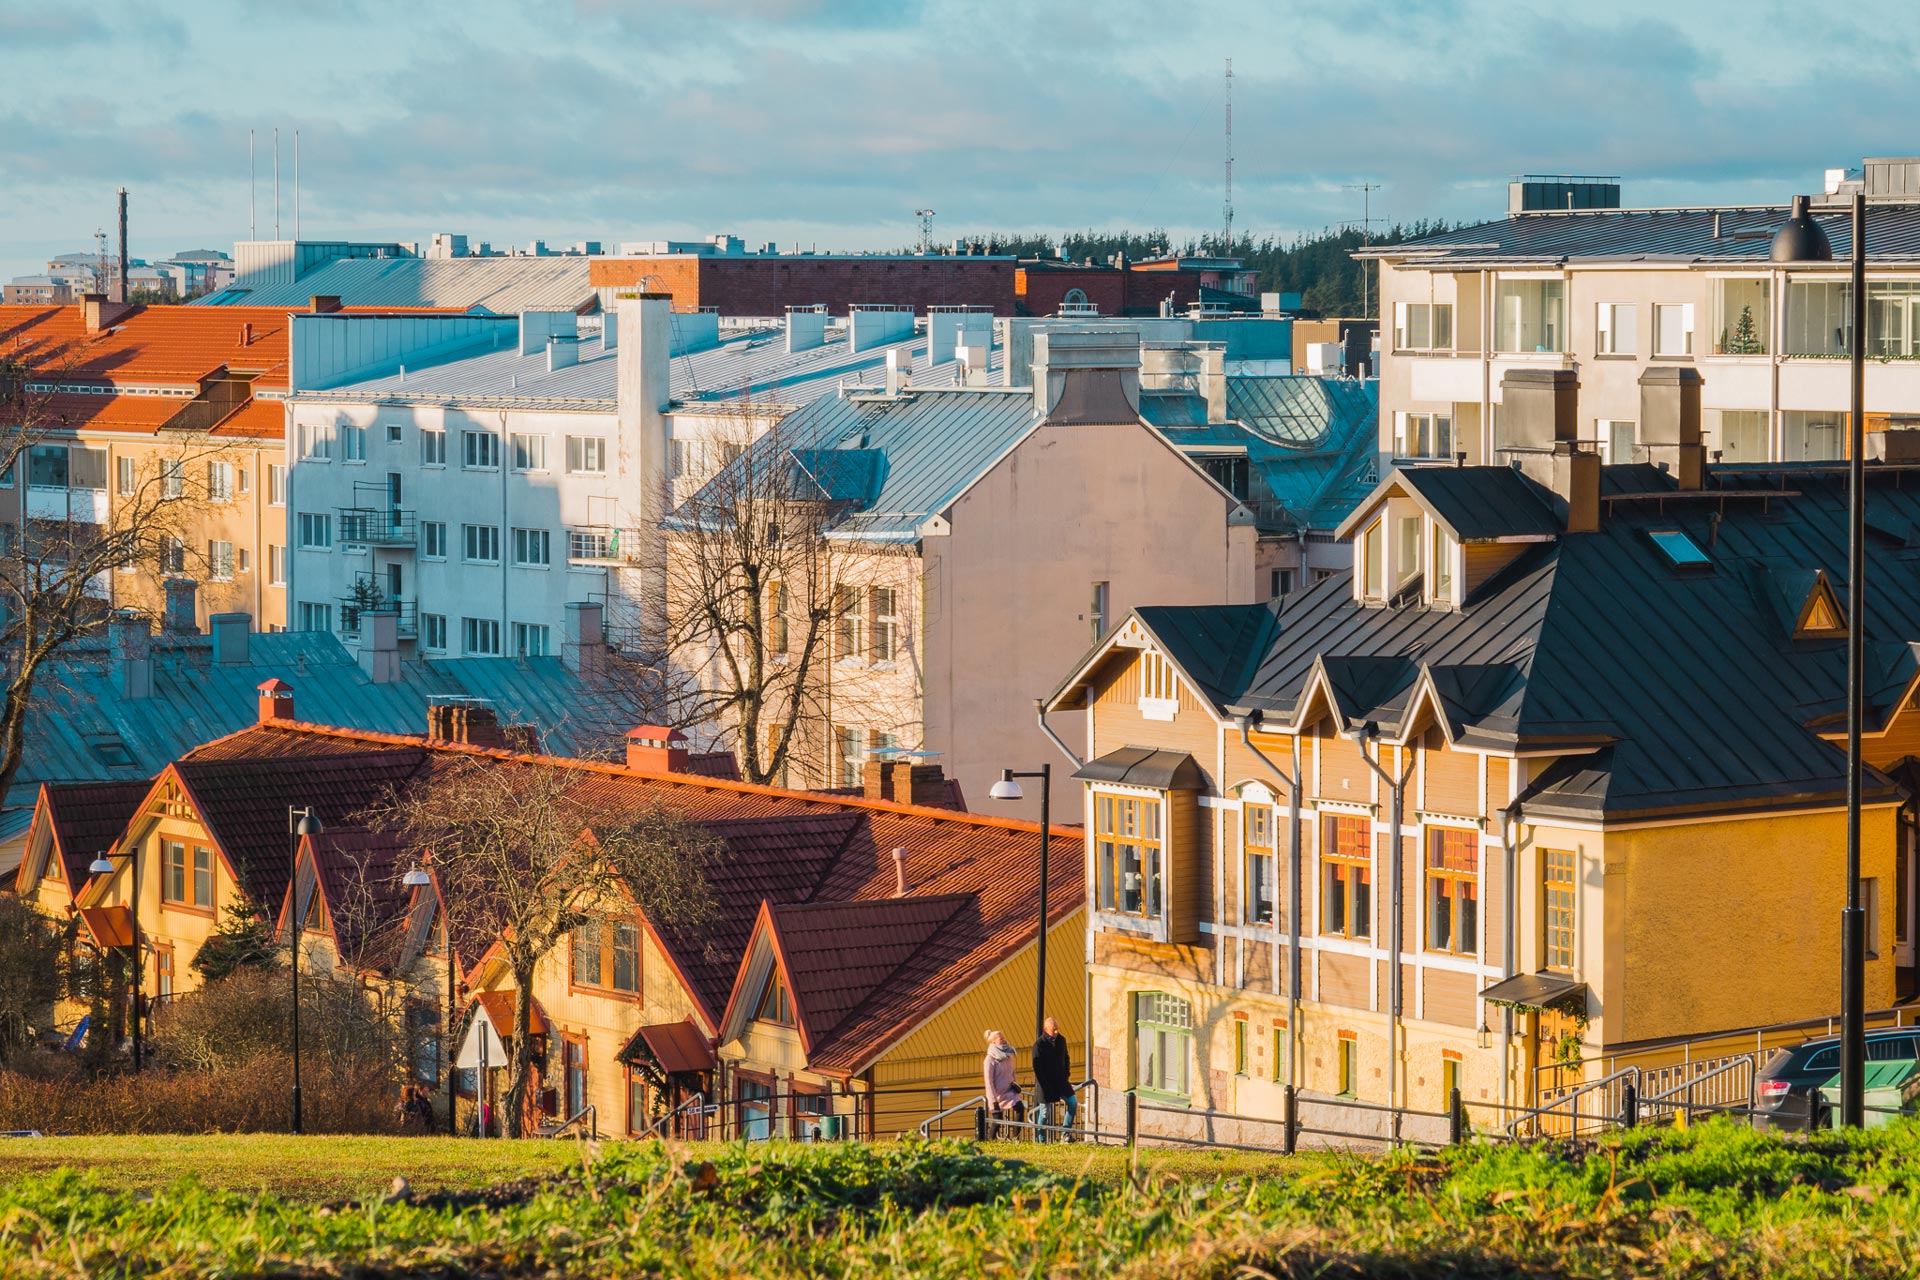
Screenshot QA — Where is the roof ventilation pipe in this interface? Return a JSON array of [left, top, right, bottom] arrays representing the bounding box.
[[892, 847, 909, 897]]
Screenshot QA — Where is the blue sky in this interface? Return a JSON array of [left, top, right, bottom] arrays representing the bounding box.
[[2, 0, 1916, 282]]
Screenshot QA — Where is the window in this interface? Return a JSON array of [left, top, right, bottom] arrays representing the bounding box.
[[1867, 281, 1920, 357], [204, 461, 233, 503], [1648, 529, 1710, 568], [835, 585, 862, 661], [267, 544, 287, 587], [116, 456, 135, 496], [1596, 302, 1636, 355], [793, 1089, 832, 1141], [422, 521, 447, 559], [237, 468, 249, 495], [738, 1077, 774, 1141], [462, 524, 500, 563], [1133, 992, 1192, 1100], [159, 536, 185, 574], [1783, 410, 1845, 462], [1360, 519, 1384, 600], [462, 430, 499, 469], [1441, 1055, 1461, 1103], [160, 459, 183, 499], [1864, 877, 1881, 960], [1494, 278, 1565, 352], [421, 428, 447, 466], [27, 445, 63, 487], [1234, 1017, 1249, 1077], [568, 529, 611, 560], [1544, 848, 1577, 971], [341, 425, 367, 462], [869, 587, 898, 663], [298, 602, 332, 633], [1091, 581, 1109, 643], [268, 463, 287, 506], [1395, 412, 1452, 459], [1712, 278, 1770, 354], [297, 422, 330, 460], [1431, 526, 1456, 600], [1095, 793, 1163, 917], [1394, 514, 1420, 590], [297, 513, 332, 549], [1244, 803, 1275, 924], [1653, 303, 1694, 357], [1393, 301, 1453, 352], [422, 613, 447, 651], [1322, 815, 1373, 939], [835, 725, 863, 788], [1426, 828, 1479, 956], [1595, 419, 1637, 464], [1705, 410, 1769, 463], [1272, 1023, 1288, 1084], [1269, 569, 1293, 599], [668, 438, 686, 479], [207, 540, 234, 582], [511, 622, 550, 657], [510, 433, 547, 472], [462, 617, 501, 655], [511, 527, 550, 567], [768, 580, 789, 654], [1200, 455, 1250, 499], [386, 422, 404, 445], [571, 917, 640, 993], [566, 435, 606, 475], [756, 969, 794, 1025], [0, 459, 12, 488], [1786, 280, 1851, 355], [156, 947, 173, 999], [1336, 1036, 1357, 1098], [162, 842, 213, 909]]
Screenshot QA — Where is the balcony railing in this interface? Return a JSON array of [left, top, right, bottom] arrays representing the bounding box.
[[567, 526, 646, 563], [337, 506, 418, 547]]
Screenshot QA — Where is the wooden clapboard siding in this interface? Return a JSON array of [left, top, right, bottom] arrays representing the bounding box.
[[1094, 931, 1209, 984], [1317, 730, 1369, 804], [1462, 543, 1527, 598], [1424, 741, 1480, 817], [1319, 952, 1370, 1010], [1423, 968, 1479, 1028], [1168, 790, 1208, 943]]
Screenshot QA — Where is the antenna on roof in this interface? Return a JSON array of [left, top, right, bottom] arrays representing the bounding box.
[[273, 127, 280, 240], [293, 128, 299, 241], [915, 208, 936, 254], [1343, 181, 1384, 319], [249, 128, 256, 242], [1222, 58, 1233, 252]]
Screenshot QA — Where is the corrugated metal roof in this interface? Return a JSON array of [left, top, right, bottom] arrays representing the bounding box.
[[299, 322, 1003, 415], [1365, 203, 1920, 267], [195, 256, 595, 313]]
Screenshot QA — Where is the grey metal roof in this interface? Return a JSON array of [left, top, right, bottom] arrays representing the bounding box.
[[671, 389, 1041, 542], [8, 632, 634, 818], [297, 322, 1003, 415], [1364, 203, 1920, 268], [1111, 463, 1920, 823], [1072, 746, 1206, 790], [1394, 466, 1564, 540], [195, 256, 596, 312]]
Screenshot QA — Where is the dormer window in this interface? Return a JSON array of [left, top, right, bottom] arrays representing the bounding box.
[[1430, 525, 1457, 603], [1139, 649, 1179, 720], [1395, 515, 1422, 592], [1360, 520, 1384, 600], [756, 968, 794, 1026]]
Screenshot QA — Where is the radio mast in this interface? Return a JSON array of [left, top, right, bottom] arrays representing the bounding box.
[[1221, 59, 1234, 253]]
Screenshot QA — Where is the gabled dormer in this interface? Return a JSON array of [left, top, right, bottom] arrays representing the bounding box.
[[1336, 466, 1562, 611]]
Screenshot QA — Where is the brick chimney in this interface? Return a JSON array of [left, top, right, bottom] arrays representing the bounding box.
[[1640, 365, 1704, 490], [1501, 367, 1598, 533], [309, 295, 342, 314], [890, 762, 950, 807], [862, 757, 894, 801], [82, 293, 134, 333], [162, 578, 198, 634], [426, 700, 506, 748], [626, 725, 689, 773], [257, 677, 294, 724]]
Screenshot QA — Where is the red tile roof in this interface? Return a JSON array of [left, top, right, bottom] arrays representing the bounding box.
[[34, 780, 151, 890], [0, 304, 291, 389], [79, 905, 134, 948], [287, 829, 421, 973], [622, 1019, 716, 1074], [208, 396, 288, 440], [33, 393, 187, 434]]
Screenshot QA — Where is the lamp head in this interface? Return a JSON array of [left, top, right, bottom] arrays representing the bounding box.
[[403, 865, 431, 888], [988, 769, 1024, 802], [1770, 194, 1834, 264], [89, 855, 114, 876], [296, 811, 323, 838]]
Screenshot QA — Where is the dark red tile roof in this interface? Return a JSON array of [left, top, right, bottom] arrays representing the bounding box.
[[37, 780, 151, 889], [294, 829, 419, 973], [766, 895, 973, 1055], [622, 1019, 715, 1074], [0, 304, 291, 388]]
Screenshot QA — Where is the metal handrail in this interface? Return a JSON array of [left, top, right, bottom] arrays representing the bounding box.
[[641, 1092, 707, 1140], [1640, 1056, 1755, 1121], [918, 1094, 988, 1139], [1506, 1066, 1640, 1139], [543, 1103, 596, 1140]]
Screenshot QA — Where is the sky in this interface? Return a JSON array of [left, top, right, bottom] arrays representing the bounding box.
[[2, 0, 1918, 282]]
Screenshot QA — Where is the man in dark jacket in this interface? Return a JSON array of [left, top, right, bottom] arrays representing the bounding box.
[[1031, 1016, 1076, 1141]]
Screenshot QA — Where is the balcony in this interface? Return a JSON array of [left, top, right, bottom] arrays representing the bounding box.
[[567, 526, 644, 564], [338, 573, 418, 639], [337, 506, 418, 547]]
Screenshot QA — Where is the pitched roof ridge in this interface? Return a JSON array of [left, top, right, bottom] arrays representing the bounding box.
[[248, 718, 1073, 836]]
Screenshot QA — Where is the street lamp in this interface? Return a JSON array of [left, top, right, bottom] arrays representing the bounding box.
[[1773, 191, 1867, 1129], [1349, 719, 1413, 1144], [989, 764, 1052, 1043], [87, 850, 142, 1072], [400, 863, 455, 1136], [289, 806, 323, 1135]]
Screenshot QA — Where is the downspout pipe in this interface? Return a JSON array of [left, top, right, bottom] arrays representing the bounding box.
[[1233, 709, 1302, 1089], [1498, 800, 1522, 1116], [1035, 698, 1084, 769], [1352, 719, 1414, 1145]]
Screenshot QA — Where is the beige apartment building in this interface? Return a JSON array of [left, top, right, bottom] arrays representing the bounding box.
[[1365, 162, 1920, 471]]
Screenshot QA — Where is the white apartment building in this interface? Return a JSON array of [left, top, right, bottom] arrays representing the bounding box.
[[1365, 160, 1920, 472]]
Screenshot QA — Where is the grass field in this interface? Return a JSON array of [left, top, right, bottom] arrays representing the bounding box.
[[3, 1122, 1919, 1277]]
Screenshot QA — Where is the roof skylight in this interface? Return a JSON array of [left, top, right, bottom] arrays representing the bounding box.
[[1648, 530, 1710, 568]]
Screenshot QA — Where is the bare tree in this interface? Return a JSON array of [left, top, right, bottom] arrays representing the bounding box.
[[0, 355, 226, 798], [364, 756, 719, 1136], [656, 413, 919, 787]]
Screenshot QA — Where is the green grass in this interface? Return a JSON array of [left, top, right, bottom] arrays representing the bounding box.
[[2, 1122, 1918, 1277]]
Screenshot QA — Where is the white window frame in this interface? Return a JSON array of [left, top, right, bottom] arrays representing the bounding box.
[[511, 621, 551, 657], [421, 428, 447, 467], [566, 435, 607, 475], [422, 613, 448, 652], [1596, 302, 1636, 355], [462, 430, 499, 471], [1653, 303, 1695, 358], [511, 527, 551, 567], [422, 520, 447, 560], [268, 463, 287, 507], [461, 616, 501, 656], [297, 512, 332, 550], [462, 523, 500, 564], [510, 433, 548, 473]]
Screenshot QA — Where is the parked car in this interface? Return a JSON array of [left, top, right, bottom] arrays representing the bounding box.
[[1752, 1028, 1920, 1130]]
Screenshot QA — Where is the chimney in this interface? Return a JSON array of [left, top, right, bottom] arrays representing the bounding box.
[[1498, 367, 1579, 485], [356, 609, 400, 683], [1639, 365, 1705, 490], [209, 612, 251, 666], [110, 611, 152, 699], [502, 723, 543, 754], [601, 309, 619, 351], [426, 700, 505, 749], [862, 757, 894, 801], [308, 294, 342, 314], [162, 578, 198, 634], [891, 847, 909, 897], [890, 762, 950, 807], [82, 293, 133, 332], [884, 348, 906, 396], [626, 725, 689, 773], [616, 293, 672, 569], [786, 304, 828, 354], [547, 333, 580, 372], [257, 677, 294, 724], [1199, 345, 1227, 424], [1550, 442, 1602, 534], [115, 187, 128, 305], [561, 600, 606, 675], [1033, 329, 1143, 421], [240, 322, 253, 346]]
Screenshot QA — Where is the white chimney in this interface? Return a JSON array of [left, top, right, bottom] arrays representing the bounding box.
[[547, 334, 579, 372], [562, 600, 607, 675], [885, 348, 906, 397], [602, 309, 619, 351], [356, 610, 401, 684], [616, 293, 672, 578], [210, 612, 251, 666]]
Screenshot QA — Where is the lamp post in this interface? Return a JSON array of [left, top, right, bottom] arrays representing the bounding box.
[[1772, 192, 1866, 1128], [288, 806, 323, 1135], [1349, 719, 1413, 1144], [87, 850, 141, 1072], [400, 863, 455, 1136], [989, 764, 1052, 1043]]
